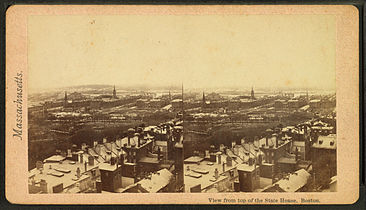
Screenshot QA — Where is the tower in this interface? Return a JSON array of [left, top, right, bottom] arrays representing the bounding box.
[[251, 87, 255, 100], [169, 90, 172, 101], [202, 92, 206, 104], [63, 91, 68, 108], [113, 85, 117, 99]]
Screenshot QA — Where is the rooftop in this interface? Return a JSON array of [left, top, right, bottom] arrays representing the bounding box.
[[237, 163, 257, 172], [29, 159, 98, 192], [43, 155, 66, 163], [135, 168, 173, 193], [263, 169, 310, 192], [277, 156, 297, 165], [312, 134, 336, 149], [274, 169, 310, 192], [98, 162, 119, 172], [184, 154, 239, 192], [258, 136, 291, 149], [184, 156, 204, 164]]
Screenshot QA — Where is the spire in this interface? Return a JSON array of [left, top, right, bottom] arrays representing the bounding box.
[[63, 91, 68, 108], [251, 86, 255, 100], [202, 91, 206, 104], [113, 85, 117, 99], [169, 90, 171, 101]]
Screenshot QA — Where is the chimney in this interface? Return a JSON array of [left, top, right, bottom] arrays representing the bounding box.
[[157, 147, 161, 161], [295, 147, 299, 161], [273, 134, 278, 148], [265, 136, 269, 146], [40, 179, 48, 193], [223, 162, 226, 172], [88, 156, 94, 166], [128, 128, 134, 146], [226, 156, 232, 167], [71, 144, 77, 153], [205, 150, 210, 158], [214, 168, 219, 180], [248, 158, 253, 166], [137, 133, 141, 147], [210, 145, 215, 153], [119, 154, 124, 165], [76, 167, 81, 178], [217, 154, 221, 164], [67, 149, 72, 157], [84, 161, 87, 172], [79, 154, 83, 163], [258, 154, 263, 165]]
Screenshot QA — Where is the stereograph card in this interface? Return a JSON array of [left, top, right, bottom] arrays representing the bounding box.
[[5, 5, 359, 205]]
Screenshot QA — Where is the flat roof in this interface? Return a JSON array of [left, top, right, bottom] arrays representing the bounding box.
[[43, 155, 66, 163], [138, 156, 160, 164], [29, 159, 98, 192], [312, 134, 336, 149], [184, 156, 204, 164], [273, 169, 310, 192], [136, 169, 173, 193], [277, 156, 297, 165], [237, 163, 257, 172], [184, 154, 238, 192], [99, 162, 119, 172]]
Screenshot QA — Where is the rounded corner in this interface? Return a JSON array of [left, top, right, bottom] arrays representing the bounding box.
[[5, 5, 19, 18], [5, 190, 19, 205], [344, 5, 359, 16], [345, 191, 360, 205]]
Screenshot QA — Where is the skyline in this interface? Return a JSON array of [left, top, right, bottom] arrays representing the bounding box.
[[29, 83, 335, 93], [28, 14, 336, 92]]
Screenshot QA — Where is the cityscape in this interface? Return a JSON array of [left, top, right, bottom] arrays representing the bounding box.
[[26, 13, 337, 195], [28, 85, 336, 193]]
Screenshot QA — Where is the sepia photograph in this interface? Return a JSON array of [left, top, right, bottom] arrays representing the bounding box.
[[5, 5, 359, 204]]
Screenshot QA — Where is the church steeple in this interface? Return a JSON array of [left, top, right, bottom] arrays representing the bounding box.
[[113, 85, 117, 99], [251, 87, 255, 100], [202, 91, 206, 104], [63, 91, 68, 108]]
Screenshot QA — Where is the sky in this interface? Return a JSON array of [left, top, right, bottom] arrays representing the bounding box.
[[28, 14, 336, 92]]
